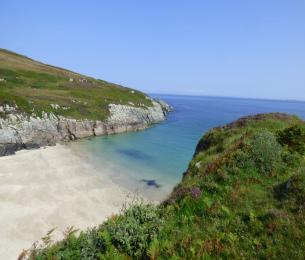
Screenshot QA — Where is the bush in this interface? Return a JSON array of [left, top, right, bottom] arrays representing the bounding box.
[[104, 204, 162, 258], [26, 205, 162, 259], [169, 185, 202, 203], [233, 150, 255, 170], [277, 125, 305, 155], [249, 131, 282, 174], [281, 148, 302, 168], [195, 128, 226, 154], [26, 227, 104, 260], [274, 167, 305, 212]]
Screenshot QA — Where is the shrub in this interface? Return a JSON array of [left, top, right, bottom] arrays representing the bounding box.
[[233, 150, 255, 170], [274, 167, 305, 212], [104, 204, 162, 258], [26, 204, 162, 259], [169, 185, 202, 203], [249, 131, 282, 174], [195, 128, 226, 154], [281, 148, 302, 168], [277, 125, 305, 155], [26, 227, 104, 260]]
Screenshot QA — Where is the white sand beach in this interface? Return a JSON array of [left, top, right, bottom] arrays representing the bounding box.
[[0, 145, 136, 259]]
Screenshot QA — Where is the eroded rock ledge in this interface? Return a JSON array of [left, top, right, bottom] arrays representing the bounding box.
[[0, 100, 172, 156]]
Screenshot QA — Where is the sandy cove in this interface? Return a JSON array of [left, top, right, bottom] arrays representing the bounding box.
[[0, 144, 137, 259]]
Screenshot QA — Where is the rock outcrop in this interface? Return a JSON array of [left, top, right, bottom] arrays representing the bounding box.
[[0, 100, 172, 156]]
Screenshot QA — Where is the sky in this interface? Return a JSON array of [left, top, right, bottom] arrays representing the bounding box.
[[0, 1, 305, 100]]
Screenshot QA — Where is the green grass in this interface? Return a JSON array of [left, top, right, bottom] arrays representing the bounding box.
[[24, 113, 305, 259], [0, 49, 152, 120]]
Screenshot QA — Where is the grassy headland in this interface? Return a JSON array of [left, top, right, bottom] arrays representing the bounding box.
[[24, 113, 305, 259], [0, 49, 152, 121]]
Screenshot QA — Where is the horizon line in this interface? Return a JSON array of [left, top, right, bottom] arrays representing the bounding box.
[[149, 92, 305, 103]]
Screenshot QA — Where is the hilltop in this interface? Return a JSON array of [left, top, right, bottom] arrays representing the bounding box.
[[24, 113, 305, 259], [0, 49, 171, 155], [0, 49, 153, 120]]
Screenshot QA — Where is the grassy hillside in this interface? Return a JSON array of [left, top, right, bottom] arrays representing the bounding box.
[[24, 113, 305, 259], [0, 49, 152, 120]]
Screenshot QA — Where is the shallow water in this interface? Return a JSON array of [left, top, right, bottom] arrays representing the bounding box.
[[69, 95, 305, 201]]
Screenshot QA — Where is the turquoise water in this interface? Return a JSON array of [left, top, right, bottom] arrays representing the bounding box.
[[70, 95, 305, 201]]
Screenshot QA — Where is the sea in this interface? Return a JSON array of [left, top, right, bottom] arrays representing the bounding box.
[[69, 95, 305, 201]]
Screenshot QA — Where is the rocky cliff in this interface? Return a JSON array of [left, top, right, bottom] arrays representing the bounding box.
[[0, 48, 173, 156], [0, 99, 172, 156]]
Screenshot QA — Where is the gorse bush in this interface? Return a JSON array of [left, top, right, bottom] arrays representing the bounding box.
[[28, 227, 104, 260], [275, 167, 305, 213], [195, 128, 226, 154], [25, 204, 162, 259], [104, 204, 163, 258], [233, 150, 255, 170], [277, 125, 305, 155], [281, 148, 302, 168], [249, 130, 282, 174]]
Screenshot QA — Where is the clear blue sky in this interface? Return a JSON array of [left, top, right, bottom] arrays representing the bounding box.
[[1, 1, 305, 100]]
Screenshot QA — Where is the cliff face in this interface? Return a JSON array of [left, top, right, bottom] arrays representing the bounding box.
[[0, 48, 173, 156], [0, 100, 172, 156]]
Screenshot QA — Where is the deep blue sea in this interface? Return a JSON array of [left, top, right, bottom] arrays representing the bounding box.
[[70, 95, 305, 200]]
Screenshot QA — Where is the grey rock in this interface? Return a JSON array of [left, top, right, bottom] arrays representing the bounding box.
[[0, 100, 172, 156]]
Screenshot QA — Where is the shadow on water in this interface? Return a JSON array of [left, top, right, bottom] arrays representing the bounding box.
[[141, 179, 161, 188], [117, 149, 154, 162]]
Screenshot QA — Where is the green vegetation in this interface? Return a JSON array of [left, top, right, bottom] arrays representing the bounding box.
[[278, 124, 305, 155], [24, 113, 305, 259], [27, 204, 162, 260], [0, 49, 152, 120]]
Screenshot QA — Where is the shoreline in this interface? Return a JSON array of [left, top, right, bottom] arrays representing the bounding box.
[[0, 144, 140, 259], [68, 138, 175, 202], [0, 99, 173, 157]]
